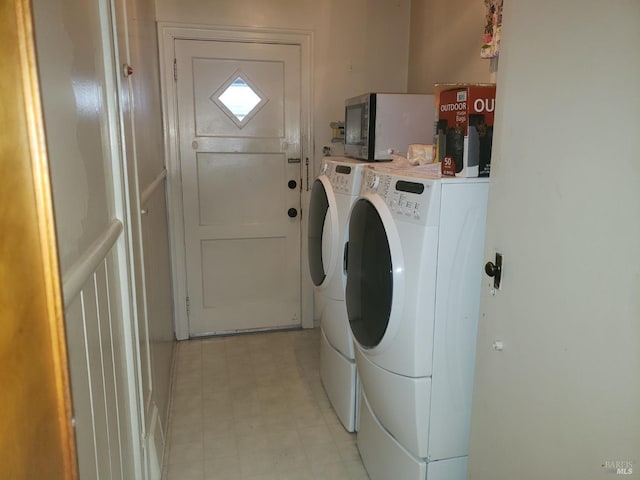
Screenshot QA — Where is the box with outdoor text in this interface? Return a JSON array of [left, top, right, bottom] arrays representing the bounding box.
[[435, 84, 496, 177]]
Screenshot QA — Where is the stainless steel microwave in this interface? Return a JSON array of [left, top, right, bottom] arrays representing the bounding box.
[[344, 93, 435, 161]]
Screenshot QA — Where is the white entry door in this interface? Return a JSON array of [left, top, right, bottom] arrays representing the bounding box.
[[175, 39, 302, 337]]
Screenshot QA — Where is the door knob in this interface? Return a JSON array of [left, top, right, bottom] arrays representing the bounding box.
[[484, 262, 499, 277], [288, 179, 297, 189], [287, 208, 298, 218], [484, 253, 503, 289]]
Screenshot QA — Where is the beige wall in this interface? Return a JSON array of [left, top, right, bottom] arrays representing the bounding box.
[[155, 0, 412, 160], [407, 0, 492, 93]]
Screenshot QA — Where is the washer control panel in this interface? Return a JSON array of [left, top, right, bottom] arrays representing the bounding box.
[[325, 161, 365, 195]]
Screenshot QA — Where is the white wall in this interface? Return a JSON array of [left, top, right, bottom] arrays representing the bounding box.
[[155, 0, 412, 161], [126, 0, 167, 187], [33, 0, 175, 476], [33, 0, 113, 272], [120, 0, 175, 454], [32, 0, 143, 477], [407, 0, 492, 92]]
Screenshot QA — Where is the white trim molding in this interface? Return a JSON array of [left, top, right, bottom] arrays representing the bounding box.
[[157, 23, 314, 339]]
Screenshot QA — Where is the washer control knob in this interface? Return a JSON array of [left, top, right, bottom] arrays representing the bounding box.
[[367, 174, 380, 191]]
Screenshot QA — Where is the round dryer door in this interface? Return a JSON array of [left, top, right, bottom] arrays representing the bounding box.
[[308, 177, 338, 286], [346, 198, 393, 348]]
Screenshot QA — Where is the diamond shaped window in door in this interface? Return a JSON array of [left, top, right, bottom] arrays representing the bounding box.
[[212, 71, 269, 129]]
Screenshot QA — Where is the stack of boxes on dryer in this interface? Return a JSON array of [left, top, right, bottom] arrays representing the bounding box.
[[435, 83, 496, 178]]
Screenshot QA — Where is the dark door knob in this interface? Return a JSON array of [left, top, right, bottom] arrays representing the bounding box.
[[485, 262, 500, 277], [288, 180, 297, 189], [288, 208, 298, 218]]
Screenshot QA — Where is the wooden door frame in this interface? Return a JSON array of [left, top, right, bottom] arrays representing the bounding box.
[[158, 23, 314, 340], [1, 0, 77, 476]]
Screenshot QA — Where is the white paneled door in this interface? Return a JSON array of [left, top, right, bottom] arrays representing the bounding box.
[[468, 3, 640, 479], [175, 39, 302, 336]]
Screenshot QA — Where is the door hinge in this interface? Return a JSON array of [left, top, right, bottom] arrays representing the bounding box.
[[173, 58, 177, 82], [186, 296, 190, 316]]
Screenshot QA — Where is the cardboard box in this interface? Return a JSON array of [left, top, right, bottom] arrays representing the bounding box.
[[435, 83, 496, 177]]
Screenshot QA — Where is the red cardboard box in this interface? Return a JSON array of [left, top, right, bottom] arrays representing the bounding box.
[[435, 84, 496, 177]]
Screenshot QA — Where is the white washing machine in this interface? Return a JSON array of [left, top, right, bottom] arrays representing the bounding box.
[[307, 156, 374, 432], [345, 167, 489, 479]]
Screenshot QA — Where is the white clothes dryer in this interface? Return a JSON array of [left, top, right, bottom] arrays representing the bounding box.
[[307, 156, 374, 432], [345, 167, 489, 479]]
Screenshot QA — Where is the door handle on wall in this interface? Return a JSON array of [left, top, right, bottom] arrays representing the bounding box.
[[343, 242, 349, 273], [484, 252, 503, 289], [305, 157, 310, 191]]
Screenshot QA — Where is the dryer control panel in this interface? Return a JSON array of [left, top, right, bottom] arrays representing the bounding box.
[[362, 171, 438, 225]]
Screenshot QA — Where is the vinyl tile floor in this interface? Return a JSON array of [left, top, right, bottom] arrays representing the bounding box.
[[162, 327, 370, 480]]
